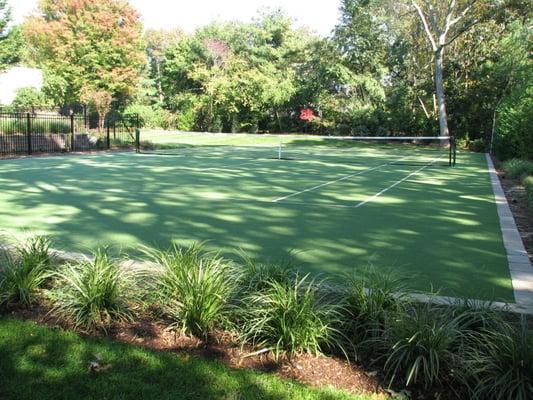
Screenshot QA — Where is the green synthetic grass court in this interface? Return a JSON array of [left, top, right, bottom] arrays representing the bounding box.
[[0, 133, 513, 301]]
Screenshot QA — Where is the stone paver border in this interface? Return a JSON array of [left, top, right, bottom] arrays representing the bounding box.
[[486, 153, 533, 313]]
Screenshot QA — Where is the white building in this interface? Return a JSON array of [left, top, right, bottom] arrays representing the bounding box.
[[0, 66, 43, 105]]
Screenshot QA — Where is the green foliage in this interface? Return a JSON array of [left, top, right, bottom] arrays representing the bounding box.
[[238, 274, 344, 360], [383, 302, 464, 389], [0, 0, 9, 36], [462, 318, 533, 400], [334, 0, 388, 76], [494, 85, 533, 160], [0, 236, 54, 307], [0, 117, 71, 134], [24, 0, 145, 105], [124, 104, 177, 129], [237, 251, 296, 294], [503, 159, 533, 179], [145, 243, 236, 340], [340, 267, 408, 359], [161, 11, 308, 133], [49, 248, 137, 331], [0, 25, 27, 71], [11, 87, 52, 108], [523, 175, 533, 208], [467, 138, 486, 153]]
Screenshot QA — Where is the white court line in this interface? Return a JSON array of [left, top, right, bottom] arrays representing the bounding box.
[[272, 158, 407, 203], [354, 156, 443, 209]]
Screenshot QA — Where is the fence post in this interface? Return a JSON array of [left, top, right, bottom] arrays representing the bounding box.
[[26, 113, 32, 155], [135, 127, 140, 153], [106, 117, 111, 149], [70, 113, 75, 152]]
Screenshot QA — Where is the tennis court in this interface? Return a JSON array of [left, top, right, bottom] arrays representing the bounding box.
[[0, 133, 513, 301]]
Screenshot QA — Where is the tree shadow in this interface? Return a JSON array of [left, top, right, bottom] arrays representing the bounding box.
[[0, 317, 346, 400], [0, 150, 514, 302]]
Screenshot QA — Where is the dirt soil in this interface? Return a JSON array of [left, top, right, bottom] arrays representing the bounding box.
[[494, 157, 533, 263]]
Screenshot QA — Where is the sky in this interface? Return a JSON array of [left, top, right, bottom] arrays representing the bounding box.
[[10, 0, 341, 37]]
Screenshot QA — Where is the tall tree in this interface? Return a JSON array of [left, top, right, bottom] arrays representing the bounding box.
[[24, 0, 145, 106], [0, 0, 12, 70], [0, 0, 9, 36], [410, 0, 483, 137], [145, 28, 184, 103]]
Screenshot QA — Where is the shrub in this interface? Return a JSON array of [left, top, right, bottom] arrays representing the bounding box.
[[523, 175, 533, 207], [383, 301, 464, 389], [340, 267, 409, 359], [238, 274, 345, 360], [0, 117, 71, 135], [493, 85, 533, 160], [124, 104, 178, 130], [462, 318, 533, 400], [10, 87, 52, 109], [449, 298, 504, 333], [502, 159, 533, 179], [145, 243, 236, 340], [49, 248, 137, 331], [0, 236, 55, 307], [467, 138, 486, 153], [237, 251, 296, 294]]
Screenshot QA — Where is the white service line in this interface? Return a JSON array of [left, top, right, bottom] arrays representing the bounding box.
[[354, 156, 443, 209], [272, 158, 407, 203]]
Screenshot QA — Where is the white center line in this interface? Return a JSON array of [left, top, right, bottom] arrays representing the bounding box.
[[272, 158, 407, 203], [354, 156, 443, 209]]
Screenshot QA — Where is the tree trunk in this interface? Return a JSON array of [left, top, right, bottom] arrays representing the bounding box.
[[434, 49, 449, 137], [156, 61, 164, 103]]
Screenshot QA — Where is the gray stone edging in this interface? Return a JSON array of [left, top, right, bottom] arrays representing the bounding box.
[[486, 153, 533, 309]]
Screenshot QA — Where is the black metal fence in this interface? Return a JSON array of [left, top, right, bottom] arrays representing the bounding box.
[[0, 112, 139, 156]]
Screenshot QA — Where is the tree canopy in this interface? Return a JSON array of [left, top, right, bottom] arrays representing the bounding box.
[[24, 0, 145, 105], [0, 0, 529, 159]]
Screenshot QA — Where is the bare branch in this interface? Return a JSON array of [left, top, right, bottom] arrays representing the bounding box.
[[442, 0, 457, 42], [444, 18, 481, 46], [412, 1, 438, 51], [448, 0, 478, 29]]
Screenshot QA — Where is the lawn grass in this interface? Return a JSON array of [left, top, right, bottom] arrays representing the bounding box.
[[0, 317, 379, 400]]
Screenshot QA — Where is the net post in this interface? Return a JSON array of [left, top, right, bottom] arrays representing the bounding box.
[[453, 136, 457, 166], [135, 128, 140, 153], [449, 136, 452, 167]]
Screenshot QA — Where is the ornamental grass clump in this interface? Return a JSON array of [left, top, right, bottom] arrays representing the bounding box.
[[462, 318, 533, 400], [383, 301, 464, 390], [237, 251, 296, 294], [49, 248, 137, 331], [339, 267, 409, 360], [145, 243, 236, 341], [238, 274, 345, 360], [0, 236, 55, 307]]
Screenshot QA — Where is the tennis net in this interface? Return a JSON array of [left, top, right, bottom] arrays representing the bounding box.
[[135, 132, 457, 167]]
